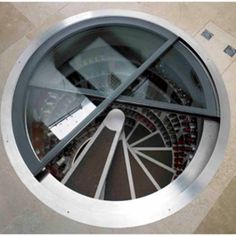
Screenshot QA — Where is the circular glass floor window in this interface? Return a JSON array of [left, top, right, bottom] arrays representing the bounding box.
[[1, 10, 230, 228]]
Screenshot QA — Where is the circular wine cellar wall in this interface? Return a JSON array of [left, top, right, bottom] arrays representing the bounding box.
[[1, 10, 230, 228]]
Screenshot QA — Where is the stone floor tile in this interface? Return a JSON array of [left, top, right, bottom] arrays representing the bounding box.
[[12, 3, 67, 26], [141, 2, 222, 36], [0, 3, 33, 54], [60, 2, 144, 18], [195, 21, 236, 73], [195, 177, 236, 233], [60, 2, 229, 37], [26, 13, 65, 40], [1, 204, 90, 234], [0, 37, 30, 94], [60, 2, 182, 22], [212, 3, 236, 39], [1, 208, 47, 234], [111, 221, 172, 234], [0, 169, 37, 232]]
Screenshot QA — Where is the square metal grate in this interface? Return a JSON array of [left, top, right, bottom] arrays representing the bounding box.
[[201, 29, 214, 40], [224, 45, 236, 57]]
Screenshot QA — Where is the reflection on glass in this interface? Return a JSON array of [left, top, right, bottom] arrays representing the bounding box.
[[27, 88, 97, 159], [68, 37, 137, 95], [123, 42, 208, 108], [154, 42, 206, 108], [26, 25, 166, 160]]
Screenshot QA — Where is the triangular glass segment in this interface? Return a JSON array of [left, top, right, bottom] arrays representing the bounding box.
[[122, 41, 219, 118]]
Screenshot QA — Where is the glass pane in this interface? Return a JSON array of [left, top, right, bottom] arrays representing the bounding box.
[[27, 88, 99, 159], [123, 41, 209, 108], [26, 25, 166, 160]]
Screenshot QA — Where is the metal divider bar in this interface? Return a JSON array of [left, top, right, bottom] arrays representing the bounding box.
[[34, 36, 178, 176]]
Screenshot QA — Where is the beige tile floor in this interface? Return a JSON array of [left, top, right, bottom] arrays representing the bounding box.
[[0, 2, 236, 233], [195, 22, 236, 73], [195, 176, 236, 234]]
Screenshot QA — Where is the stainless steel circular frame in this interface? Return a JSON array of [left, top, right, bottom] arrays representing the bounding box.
[[1, 10, 230, 228]]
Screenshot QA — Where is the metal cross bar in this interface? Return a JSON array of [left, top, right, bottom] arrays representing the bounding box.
[[33, 36, 178, 176]]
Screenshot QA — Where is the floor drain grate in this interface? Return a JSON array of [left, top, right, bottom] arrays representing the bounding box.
[[201, 29, 214, 40], [224, 45, 236, 57]]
